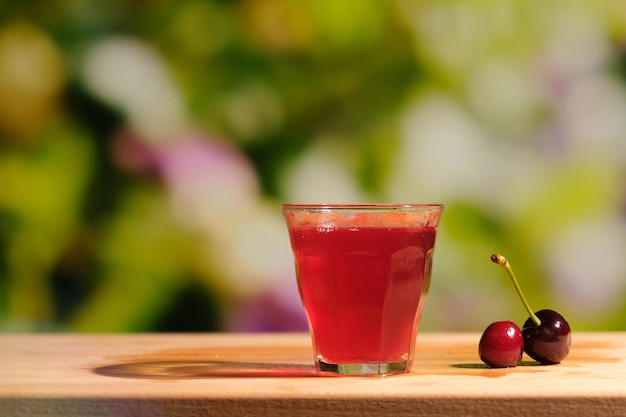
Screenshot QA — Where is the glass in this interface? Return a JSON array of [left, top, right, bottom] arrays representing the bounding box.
[[282, 204, 443, 376]]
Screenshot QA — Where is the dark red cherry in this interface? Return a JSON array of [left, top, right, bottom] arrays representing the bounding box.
[[522, 309, 571, 364], [479, 321, 524, 368], [490, 254, 572, 365]]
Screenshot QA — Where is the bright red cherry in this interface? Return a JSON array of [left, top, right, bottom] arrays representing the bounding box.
[[479, 321, 524, 368]]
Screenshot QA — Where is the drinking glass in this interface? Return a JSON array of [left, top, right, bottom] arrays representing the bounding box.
[[282, 204, 443, 376]]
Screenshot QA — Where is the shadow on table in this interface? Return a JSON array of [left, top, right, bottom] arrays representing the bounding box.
[[451, 361, 540, 369], [94, 360, 321, 379], [95, 360, 543, 379]]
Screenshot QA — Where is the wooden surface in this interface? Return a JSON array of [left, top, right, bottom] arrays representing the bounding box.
[[2, 332, 626, 416]]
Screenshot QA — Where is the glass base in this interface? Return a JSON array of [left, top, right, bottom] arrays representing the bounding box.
[[316, 359, 410, 376]]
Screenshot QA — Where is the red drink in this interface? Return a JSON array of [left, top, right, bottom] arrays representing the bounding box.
[[283, 204, 443, 376]]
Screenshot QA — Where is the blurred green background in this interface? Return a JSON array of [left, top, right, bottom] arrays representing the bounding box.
[[1, 0, 625, 333]]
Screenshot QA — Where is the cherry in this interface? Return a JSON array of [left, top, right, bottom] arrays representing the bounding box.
[[522, 309, 571, 364], [491, 253, 571, 364], [479, 321, 523, 368]]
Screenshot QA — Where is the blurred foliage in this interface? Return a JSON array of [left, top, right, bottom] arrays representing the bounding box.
[[0, 0, 625, 333]]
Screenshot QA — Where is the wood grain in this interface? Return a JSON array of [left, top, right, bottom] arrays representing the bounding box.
[[1, 332, 625, 416]]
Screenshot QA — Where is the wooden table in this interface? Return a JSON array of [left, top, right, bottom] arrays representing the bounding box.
[[2, 332, 625, 416]]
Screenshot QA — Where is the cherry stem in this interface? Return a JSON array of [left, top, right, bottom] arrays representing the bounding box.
[[490, 253, 541, 327]]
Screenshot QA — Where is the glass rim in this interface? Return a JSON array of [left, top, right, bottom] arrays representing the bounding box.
[[282, 203, 443, 212]]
